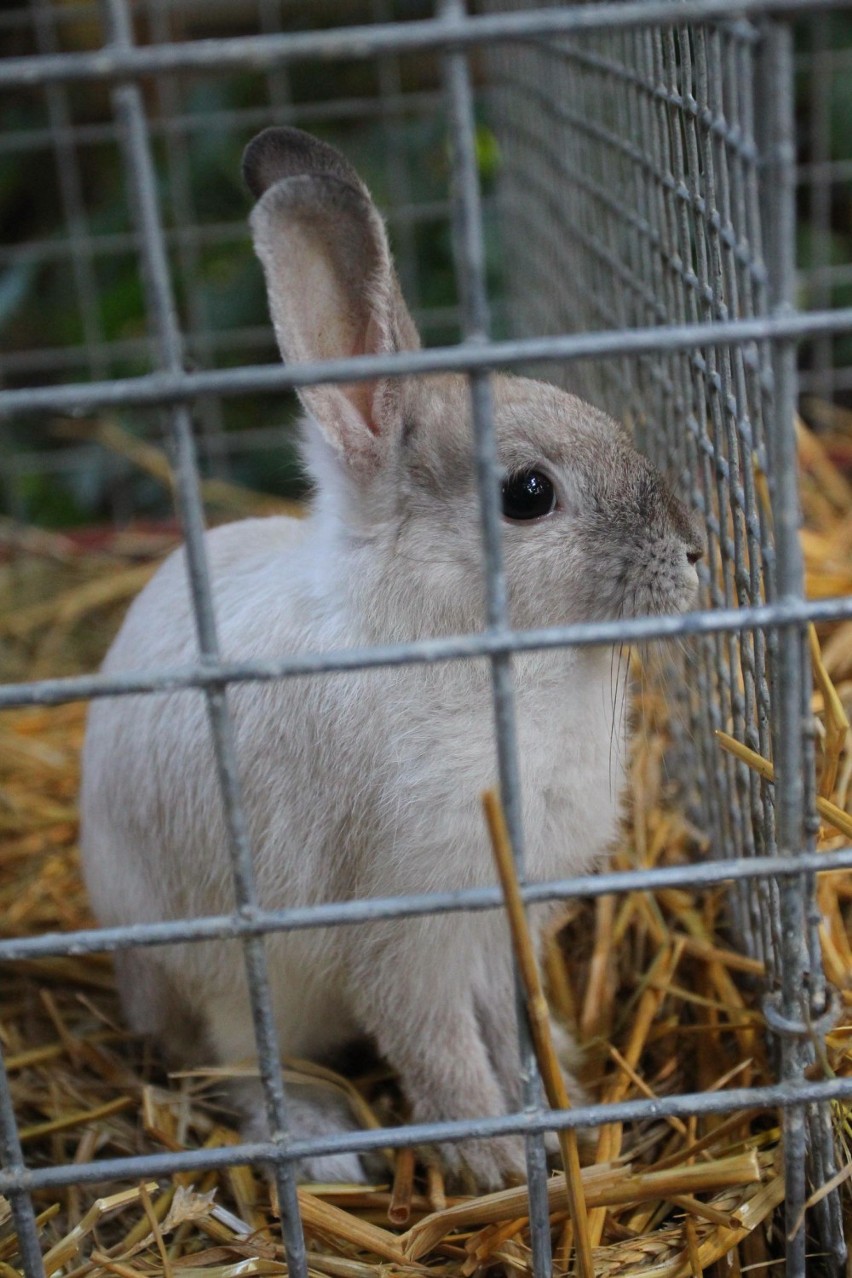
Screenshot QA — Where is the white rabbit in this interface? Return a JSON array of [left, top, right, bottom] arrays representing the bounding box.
[[80, 127, 703, 1189]]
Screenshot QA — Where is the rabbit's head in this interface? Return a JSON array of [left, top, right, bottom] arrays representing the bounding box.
[[244, 128, 702, 640]]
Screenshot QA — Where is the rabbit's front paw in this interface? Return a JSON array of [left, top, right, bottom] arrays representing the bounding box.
[[294, 1149, 369, 1185], [239, 1081, 373, 1184], [432, 1133, 527, 1193]]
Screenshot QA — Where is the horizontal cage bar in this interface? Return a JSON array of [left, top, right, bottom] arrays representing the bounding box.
[[2, 308, 851, 418], [0, 0, 844, 89], [3, 1076, 852, 1197], [0, 844, 849, 963]]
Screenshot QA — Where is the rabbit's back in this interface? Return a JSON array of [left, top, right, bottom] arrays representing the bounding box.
[[102, 514, 310, 670], [82, 514, 320, 920], [81, 512, 372, 1061]]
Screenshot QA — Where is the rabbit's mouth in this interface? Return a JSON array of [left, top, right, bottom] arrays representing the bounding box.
[[622, 541, 701, 617], [548, 516, 701, 626]]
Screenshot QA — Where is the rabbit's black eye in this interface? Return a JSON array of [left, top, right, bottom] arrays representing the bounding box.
[[501, 470, 556, 521]]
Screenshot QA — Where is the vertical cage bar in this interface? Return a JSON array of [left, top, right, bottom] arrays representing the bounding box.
[[145, 0, 233, 480], [760, 20, 823, 1276], [806, 14, 835, 402], [258, 0, 296, 117], [438, 5, 553, 1277], [0, 1038, 46, 1278], [31, 0, 108, 383], [96, 2, 308, 1273], [373, 0, 424, 315]]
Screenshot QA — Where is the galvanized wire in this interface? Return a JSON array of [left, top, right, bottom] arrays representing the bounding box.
[[3, 309, 852, 420], [0, 0, 849, 90], [1, 843, 851, 965], [4, 1074, 852, 1198]]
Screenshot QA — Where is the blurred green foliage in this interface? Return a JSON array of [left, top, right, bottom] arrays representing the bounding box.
[[794, 11, 852, 388], [0, 0, 508, 525], [1, 5, 850, 528]]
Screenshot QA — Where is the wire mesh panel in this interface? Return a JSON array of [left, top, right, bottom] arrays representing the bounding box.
[[1, 4, 852, 1278], [485, 4, 847, 1268], [488, 6, 779, 971]]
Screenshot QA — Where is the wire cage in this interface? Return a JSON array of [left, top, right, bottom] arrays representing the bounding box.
[[1, 2, 852, 1277]]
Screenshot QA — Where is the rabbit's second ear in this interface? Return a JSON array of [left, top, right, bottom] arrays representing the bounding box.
[[248, 160, 420, 476]]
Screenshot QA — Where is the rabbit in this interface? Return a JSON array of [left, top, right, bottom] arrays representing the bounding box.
[[80, 126, 703, 1190]]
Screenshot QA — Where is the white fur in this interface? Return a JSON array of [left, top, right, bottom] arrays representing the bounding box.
[[80, 128, 701, 1189]]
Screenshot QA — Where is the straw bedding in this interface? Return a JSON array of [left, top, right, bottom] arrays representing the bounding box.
[[1, 411, 850, 1276]]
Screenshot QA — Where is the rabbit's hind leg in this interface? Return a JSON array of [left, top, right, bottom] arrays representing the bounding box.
[[114, 947, 208, 1066]]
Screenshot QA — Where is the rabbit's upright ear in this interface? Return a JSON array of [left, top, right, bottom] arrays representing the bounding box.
[[244, 128, 420, 475]]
